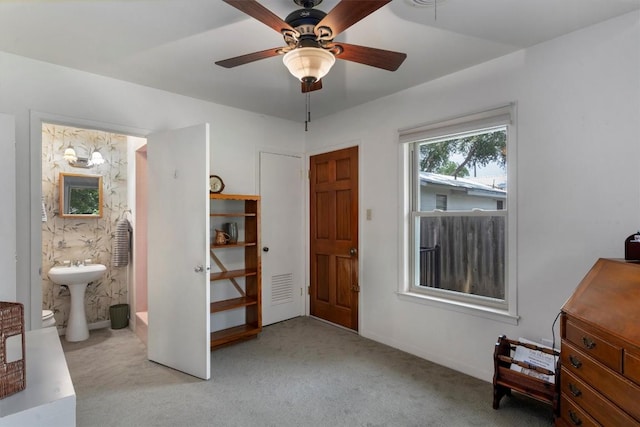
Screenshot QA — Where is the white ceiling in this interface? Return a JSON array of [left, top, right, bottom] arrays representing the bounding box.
[[1, 0, 638, 121]]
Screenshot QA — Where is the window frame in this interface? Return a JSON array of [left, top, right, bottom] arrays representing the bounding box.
[[398, 105, 519, 324]]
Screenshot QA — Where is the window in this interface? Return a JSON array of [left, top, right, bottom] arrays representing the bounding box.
[[400, 105, 517, 320], [435, 194, 448, 210]]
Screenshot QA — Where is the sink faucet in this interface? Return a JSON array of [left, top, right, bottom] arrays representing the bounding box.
[[72, 259, 84, 267]]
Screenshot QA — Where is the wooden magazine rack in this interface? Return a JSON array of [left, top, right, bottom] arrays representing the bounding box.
[[492, 335, 560, 414]]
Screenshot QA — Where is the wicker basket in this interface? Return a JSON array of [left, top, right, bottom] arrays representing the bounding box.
[[0, 302, 26, 399]]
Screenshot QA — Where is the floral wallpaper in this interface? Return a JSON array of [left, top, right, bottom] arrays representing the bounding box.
[[42, 124, 130, 330]]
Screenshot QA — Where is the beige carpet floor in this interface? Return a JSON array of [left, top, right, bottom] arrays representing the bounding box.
[[61, 316, 555, 427]]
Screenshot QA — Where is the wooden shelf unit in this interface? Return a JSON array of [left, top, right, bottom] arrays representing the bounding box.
[[210, 296, 258, 313], [209, 194, 261, 350], [210, 324, 261, 348], [209, 268, 257, 281]]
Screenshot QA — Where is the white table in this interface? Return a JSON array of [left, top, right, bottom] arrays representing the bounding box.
[[0, 328, 76, 426]]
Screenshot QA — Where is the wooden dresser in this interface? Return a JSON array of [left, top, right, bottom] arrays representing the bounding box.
[[557, 258, 640, 426]]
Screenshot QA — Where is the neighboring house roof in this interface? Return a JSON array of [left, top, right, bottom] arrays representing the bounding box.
[[420, 172, 507, 199]]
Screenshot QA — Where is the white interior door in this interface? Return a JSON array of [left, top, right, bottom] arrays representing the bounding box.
[[0, 114, 16, 302], [259, 151, 305, 326], [147, 124, 210, 379]]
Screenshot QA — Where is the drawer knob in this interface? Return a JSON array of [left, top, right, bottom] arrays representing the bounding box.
[[569, 355, 583, 369], [569, 383, 582, 397], [582, 337, 596, 349], [568, 409, 583, 425]]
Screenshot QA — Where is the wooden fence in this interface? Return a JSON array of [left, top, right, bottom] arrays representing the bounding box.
[[419, 215, 505, 299]]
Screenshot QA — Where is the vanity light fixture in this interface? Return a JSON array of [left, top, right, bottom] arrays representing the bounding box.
[[63, 148, 77, 163], [90, 151, 105, 165], [63, 147, 105, 168]]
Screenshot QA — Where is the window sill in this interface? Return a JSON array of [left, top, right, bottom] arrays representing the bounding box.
[[396, 291, 519, 325]]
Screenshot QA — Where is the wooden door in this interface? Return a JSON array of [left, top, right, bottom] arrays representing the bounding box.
[[309, 146, 359, 330], [147, 123, 210, 380], [260, 152, 305, 325]]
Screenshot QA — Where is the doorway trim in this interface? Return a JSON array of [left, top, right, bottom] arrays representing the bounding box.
[[305, 140, 362, 333], [28, 110, 148, 329]]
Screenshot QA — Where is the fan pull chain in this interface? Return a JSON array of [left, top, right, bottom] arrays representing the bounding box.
[[305, 92, 311, 132]]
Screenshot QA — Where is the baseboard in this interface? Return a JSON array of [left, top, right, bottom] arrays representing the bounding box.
[[89, 320, 111, 330], [56, 319, 112, 336], [310, 315, 357, 334], [361, 327, 493, 383]]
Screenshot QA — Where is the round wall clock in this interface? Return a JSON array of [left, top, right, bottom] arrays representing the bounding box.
[[209, 175, 225, 193]]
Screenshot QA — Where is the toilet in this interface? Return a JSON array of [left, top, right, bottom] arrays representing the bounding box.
[[42, 310, 56, 328]]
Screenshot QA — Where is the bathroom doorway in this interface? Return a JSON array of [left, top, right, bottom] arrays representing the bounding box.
[[39, 120, 147, 338], [134, 145, 148, 345]]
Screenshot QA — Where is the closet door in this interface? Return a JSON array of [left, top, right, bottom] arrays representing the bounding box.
[[259, 151, 305, 325], [147, 123, 210, 380]]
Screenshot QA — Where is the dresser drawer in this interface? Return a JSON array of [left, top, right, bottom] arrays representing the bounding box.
[[565, 319, 622, 372], [624, 348, 640, 387], [562, 340, 640, 422], [559, 394, 600, 427], [561, 368, 640, 426]]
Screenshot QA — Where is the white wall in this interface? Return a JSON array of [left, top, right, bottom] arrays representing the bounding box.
[[0, 114, 16, 302], [306, 11, 640, 381], [0, 51, 303, 328]]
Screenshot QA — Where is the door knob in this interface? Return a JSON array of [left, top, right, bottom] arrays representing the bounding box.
[[194, 265, 204, 273], [349, 247, 357, 256], [263, 247, 269, 252]]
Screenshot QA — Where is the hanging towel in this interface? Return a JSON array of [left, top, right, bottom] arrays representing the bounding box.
[[112, 218, 132, 267]]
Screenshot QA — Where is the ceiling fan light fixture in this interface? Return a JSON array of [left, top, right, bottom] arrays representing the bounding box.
[[283, 47, 335, 84]]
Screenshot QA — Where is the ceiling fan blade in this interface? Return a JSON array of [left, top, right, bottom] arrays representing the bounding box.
[[215, 47, 282, 68], [223, 0, 295, 34], [330, 42, 406, 71], [316, 0, 391, 38], [301, 79, 323, 93]]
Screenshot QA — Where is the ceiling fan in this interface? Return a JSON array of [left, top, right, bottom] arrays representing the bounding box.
[[215, 0, 407, 93]]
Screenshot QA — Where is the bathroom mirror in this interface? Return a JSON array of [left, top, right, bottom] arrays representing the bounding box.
[[59, 172, 103, 218]]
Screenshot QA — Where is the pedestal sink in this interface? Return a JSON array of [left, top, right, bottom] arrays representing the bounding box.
[[48, 264, 107, 342]]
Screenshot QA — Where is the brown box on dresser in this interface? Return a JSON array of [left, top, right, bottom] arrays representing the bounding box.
[[557, 258, 640, 427]]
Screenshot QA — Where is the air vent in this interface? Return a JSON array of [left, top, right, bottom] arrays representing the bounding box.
[[271, 273, 294, 306], [405, 0, 448, 7]]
